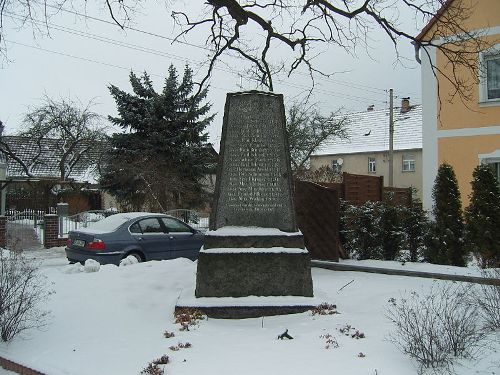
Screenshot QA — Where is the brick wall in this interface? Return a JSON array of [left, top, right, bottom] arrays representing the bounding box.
[[0, 356, 46, 375], [43, 214, 66, 249]]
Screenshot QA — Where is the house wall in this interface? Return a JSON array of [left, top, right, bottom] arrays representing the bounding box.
[[420, 0, 500, 210], [310, 149, 422, 201]]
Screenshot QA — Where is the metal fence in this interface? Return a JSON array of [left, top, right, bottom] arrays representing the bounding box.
[[59, 210, 117, 237], [6, 209, 46, 249], [59, 209, 210, 237], [165, 209, 210, 232]]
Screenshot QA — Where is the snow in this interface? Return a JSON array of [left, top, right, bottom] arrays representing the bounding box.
[[0, 248, 498, 375], [200, 246, 308, 254], [313, 105, 422, 156], [207, 226, 302, 236], [76, 212, 164, 234]]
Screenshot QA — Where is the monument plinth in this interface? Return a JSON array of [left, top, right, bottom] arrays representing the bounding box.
[[179, 91, 314, 318]]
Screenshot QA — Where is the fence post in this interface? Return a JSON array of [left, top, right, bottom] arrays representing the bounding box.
[[43, 214, 59, 249], [56, 203, 69, 238], [0, 216, 6, 248]]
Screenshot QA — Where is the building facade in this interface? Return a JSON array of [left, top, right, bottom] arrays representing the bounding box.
[[310, 101, 423, 200], [418, 0, 500, 210]]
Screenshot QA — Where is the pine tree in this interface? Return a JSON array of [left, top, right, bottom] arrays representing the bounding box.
[[426, 163, 466, 266], [100, 65, 215, 211], [465, 164, 500, 268]]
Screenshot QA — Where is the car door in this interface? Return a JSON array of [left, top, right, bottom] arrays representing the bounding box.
[[130, 217, 173, 260], [161, 217, 203, 260]]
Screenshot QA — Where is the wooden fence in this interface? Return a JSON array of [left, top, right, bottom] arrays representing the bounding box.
[[295, 180, 340, 261], [295, 173, 412, 261]]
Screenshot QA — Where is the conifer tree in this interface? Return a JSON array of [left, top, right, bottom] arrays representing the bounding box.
[[100, 65, 215, 210], [426, 163, 466, 266], [465, 164, 500, 268]]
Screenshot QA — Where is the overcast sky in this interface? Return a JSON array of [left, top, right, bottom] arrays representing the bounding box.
[[0, 1, 424, 149]]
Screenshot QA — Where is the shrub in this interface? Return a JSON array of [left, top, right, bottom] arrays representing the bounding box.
[[465, 164, 500, 268], [0, 250, 53, 341], [341, 201, 384, 259], [401, 197, 428, 263], [475, 269, 500, 331], [387, 284, 485, 372], [174, 307, 205, 330], [427, 163, 466, 266], [341, 196, 428, 261]]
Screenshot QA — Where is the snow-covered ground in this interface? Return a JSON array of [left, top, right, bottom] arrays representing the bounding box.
[[0, 247, 498, 375]]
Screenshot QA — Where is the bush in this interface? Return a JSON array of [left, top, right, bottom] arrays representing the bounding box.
[[427, 163, 466, 266], [465, 164, 500, 268], [341, 197, 428, 261], [387, 284, 485, 372], [0, 250, 52, 341], [341, 201, 384, 260], [475, 269, 500, 332]]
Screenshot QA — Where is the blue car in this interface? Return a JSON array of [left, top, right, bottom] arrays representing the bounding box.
[[65, 212, 204, 265]]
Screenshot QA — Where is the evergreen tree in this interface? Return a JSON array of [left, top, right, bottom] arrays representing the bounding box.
[[465, 164, 500, 268], [100, 65, 215, 211], [402, 195, 428, 263], [426, 163, 466, 266]]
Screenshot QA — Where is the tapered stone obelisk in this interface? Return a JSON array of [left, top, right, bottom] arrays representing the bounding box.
[[184, 91, 314, 318]]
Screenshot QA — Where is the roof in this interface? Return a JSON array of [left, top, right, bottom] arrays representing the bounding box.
[[1, 135, 104, 183], [313, 104, 422, 157], [416, 0, 455, 41]]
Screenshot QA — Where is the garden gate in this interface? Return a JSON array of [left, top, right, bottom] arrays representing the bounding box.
[[6, 210, 45, 250]]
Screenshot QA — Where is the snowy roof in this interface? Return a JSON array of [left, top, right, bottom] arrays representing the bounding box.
[[1, 135, 104, 183], [313, 104, 422, 156]]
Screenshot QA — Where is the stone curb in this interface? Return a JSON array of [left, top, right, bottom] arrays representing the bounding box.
[[311, 260, 500, 286], [0, 356, 46, 375]]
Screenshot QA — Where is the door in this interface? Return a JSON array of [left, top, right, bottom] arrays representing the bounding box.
[[161, 217, 203, 260], [130, 217, 173, 260]]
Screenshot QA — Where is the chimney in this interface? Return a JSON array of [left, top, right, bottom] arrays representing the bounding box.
[[401, 97, 410, 113], [367, 105, 374, 111]]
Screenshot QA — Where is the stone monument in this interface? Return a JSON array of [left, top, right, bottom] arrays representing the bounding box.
[[183, 91, 314, 317]]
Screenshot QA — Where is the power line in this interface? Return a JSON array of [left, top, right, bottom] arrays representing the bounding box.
[[5, 33, 388, 105], [26, 2, 405, 97]]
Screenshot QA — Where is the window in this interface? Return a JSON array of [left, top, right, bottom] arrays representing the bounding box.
[[161, 217, 192, 233], [480, 46, 500, 102], [135, 218, 164, 234], [402, 154, 415, 172], [368, 157, 376, 173], [332, 159, 342, 173], [479, 150, 500, 183]]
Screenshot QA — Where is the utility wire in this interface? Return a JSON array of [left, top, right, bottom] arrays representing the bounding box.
[[5, 35, 388, 105], [25, 2, 407, 97]]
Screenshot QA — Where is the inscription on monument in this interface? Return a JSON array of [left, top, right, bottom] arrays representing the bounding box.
[[212, 92, 296, 231]]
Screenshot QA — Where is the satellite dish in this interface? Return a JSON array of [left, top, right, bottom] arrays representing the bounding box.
[[337, 158, 344, 165]]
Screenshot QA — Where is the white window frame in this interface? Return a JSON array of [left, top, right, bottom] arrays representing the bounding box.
[[479, 44, 500, 104], [368, 157, 376, 173], [479, 149, 500, 182], [332, 159, 342, 173], [402, 153, 416, 172]]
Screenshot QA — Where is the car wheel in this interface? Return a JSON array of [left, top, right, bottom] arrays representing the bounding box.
[[125, 252, 144, 263]]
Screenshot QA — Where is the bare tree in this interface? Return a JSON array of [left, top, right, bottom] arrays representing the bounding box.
[[286, 101, 349, 171], [0, 96, 108, 183], [0, 1, 491, 101]]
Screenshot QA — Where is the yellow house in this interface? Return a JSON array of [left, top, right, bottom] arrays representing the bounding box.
[[418, 0, 500, 211]]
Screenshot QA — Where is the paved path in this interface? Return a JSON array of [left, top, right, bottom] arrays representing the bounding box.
[[311, 260, 500, 286], [6, 222, 43, 251]]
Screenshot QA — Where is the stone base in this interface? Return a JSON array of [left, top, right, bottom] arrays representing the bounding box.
[[203, 233, 305, 249], [195, 250, 313, 297], [175, 304, 314, 319]]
